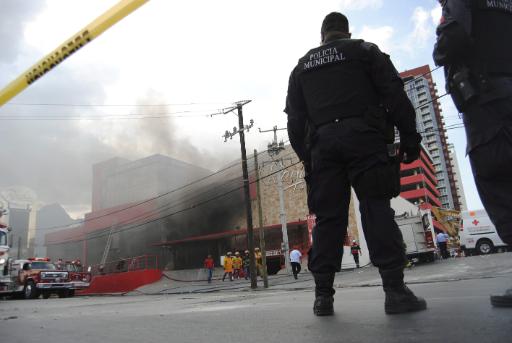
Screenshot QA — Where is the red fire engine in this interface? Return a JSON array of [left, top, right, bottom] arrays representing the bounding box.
[[0, 257, 77, 299]]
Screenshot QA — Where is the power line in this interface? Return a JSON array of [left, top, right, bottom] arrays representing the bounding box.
[[2, 66, 443, 120], [35, 159, 246, 232], [0, 108, 233, 121], [20, 90, 461, 232], [3, 101, 231, 107], [53, 148, 299, 243], [46, 157, 302, 246], [36, 150, 299, 248], [36, 146, 295, 233]]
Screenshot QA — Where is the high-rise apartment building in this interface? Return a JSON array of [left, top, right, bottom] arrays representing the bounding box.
[[400, 65, 461, 210], [447, 144, 467, 211]]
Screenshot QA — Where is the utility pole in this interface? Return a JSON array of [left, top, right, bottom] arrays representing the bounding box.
[[219, 100, 257, 289], [258, 126, 291, 274], [253, 149, 269, 288], [17, 236, 22, 259]]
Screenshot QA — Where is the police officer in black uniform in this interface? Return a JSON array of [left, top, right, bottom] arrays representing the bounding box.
[[433, 0, 512, 307], [285, 12, 426, 316]]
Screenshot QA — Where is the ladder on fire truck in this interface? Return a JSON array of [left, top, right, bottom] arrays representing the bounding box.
[[99, 222, 117, 269]]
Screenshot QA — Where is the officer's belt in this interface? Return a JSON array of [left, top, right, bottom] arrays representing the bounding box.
[[314, 115, 362, 129]]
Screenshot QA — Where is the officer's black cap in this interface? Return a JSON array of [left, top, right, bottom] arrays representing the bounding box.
[[321, 12, 349, 34]]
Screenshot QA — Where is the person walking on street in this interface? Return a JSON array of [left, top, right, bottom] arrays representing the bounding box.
[[243, 250, 251, 280], [436, 231, 450, 259], [204, 254, 215, 283], [351, 240, 362, 268], [222, 252, 233, 282], [290, 247, 302, 279], [285, 12, 426, 316], [433, 0, 512, 308], [232, 251, 242, 280]]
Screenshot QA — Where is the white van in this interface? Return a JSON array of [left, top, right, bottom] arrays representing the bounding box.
[[460, 209, 508, 255]]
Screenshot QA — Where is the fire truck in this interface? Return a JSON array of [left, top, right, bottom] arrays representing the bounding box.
[[61, 260, 91, 292], [0, 257, 75, 299]]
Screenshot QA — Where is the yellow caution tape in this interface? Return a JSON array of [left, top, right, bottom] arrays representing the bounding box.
[[0, 0, 149, 106]]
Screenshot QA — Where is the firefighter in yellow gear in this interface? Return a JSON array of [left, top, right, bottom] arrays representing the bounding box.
[[222, 252, 233, 282], [254, 247, 265, 277]]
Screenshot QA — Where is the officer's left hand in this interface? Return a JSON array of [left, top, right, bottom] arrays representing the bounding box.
[[401, 144, 420, 164], [400, 132, 421, 164]]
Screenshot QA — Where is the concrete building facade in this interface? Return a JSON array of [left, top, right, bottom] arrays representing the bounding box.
[[92, 154, 212, 211], [447, 144, 467, 212]]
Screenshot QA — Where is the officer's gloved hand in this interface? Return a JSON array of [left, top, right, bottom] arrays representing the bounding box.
[[400, 133, 422, 164]]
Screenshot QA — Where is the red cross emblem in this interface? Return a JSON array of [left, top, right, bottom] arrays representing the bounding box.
[[472, 219, 479, 226]]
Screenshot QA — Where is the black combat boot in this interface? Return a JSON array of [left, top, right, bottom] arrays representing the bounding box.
[[380, 267, 427, 314], [490, 287, 512, 307], [312, 273, 335, 316]]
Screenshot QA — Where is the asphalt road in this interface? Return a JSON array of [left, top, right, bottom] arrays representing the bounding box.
[[2, 254, 512, 343]]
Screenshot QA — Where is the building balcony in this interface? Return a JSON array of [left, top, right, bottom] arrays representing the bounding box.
[[401, 159, 437, 184], [401, 188, 442, 207], [401, 174, 439, 196]]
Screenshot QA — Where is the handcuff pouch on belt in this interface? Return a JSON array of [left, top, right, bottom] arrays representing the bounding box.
[[354, 150, 401, 200], [356, 107, 401, 200], [448, 66, 479, 111]]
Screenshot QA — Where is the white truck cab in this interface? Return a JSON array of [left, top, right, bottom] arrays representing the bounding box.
[[460, 209, 508, 255]]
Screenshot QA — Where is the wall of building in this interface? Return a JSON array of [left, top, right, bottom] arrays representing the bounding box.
[[447, 144, 467, 211], [7, 207, 32, 258], [92, 154, 212, 211]]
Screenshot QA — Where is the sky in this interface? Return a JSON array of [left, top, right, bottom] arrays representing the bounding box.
[[0, 0, 482, 218]]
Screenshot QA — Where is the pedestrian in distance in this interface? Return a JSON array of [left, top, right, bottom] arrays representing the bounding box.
[[243, 250, 251, 280], [222, 252, 233, 282], [290, 247, 302, 279], [436, 231, 450, 259], [74, 259, 83, 272], [350, 240, 362, 268], [433, 0, 512, 308], [232, 251, 242, 280], [254, 247, 264, 278], [204, 254, 215, 283], [285, 12, 426, 316]]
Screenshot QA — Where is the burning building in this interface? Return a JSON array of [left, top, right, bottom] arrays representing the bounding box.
[[46, 154, 246, 270]]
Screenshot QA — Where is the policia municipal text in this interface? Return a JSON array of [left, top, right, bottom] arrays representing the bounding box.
[[285, 12, 426, 316], [433, 0, 512, 308]]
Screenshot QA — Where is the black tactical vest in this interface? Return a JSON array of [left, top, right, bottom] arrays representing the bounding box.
[[295, 39, 380, 126], [471, 0, 512, 75]]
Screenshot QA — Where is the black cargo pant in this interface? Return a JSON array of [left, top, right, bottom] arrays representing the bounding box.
[[468, 125, 512, 246], [291, 262, 301, 277], [307, 117, 406, 274]]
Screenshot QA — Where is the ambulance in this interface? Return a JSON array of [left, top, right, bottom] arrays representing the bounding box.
[[460, 210, 508, 255]]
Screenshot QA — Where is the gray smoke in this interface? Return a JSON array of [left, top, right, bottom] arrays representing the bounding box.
[[115, 91, 233, 170], [0, 1, 46, 64]]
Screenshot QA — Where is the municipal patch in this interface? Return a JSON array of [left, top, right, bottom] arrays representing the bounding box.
[[303, 46, 346, 71], [478, 0, 512, 13]]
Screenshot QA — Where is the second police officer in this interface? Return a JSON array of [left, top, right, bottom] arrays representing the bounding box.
[[285, 12, 426, 316], [433, 0, 512, 307]]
